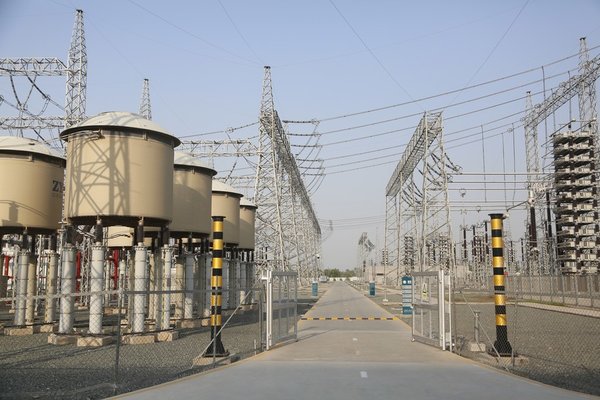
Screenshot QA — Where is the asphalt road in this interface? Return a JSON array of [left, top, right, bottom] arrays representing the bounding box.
[[114, 282, 596, 400]]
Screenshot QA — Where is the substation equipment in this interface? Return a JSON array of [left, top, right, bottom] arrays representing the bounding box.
[[0, 111, 257, 346]]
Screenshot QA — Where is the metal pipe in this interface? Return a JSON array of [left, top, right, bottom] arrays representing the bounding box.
[[161, 245, 173, 329], [132, 244, 148, 333], [44, 249, 59, 323], [14, 250, 29, 326], [148, 252, 158, 327], [239, 259, 247, 306], [59, 245, 76, 334], [184, 252, 194, 319], [25, 254, 37, 324], [174, 252, 185, 319], [89, 244, 105, 334]]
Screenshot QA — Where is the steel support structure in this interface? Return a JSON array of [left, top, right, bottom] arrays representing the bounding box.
[[385, 112, 454, 277], [523, 39, 600, 274], [139, 78, 152, 120], [253, 66, 321, 280], [0, 9, 86, 142]]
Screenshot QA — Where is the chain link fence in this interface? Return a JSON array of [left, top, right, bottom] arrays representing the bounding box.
[[453, 274, 600, 396], [0, 284, 264, 399], [368, 275, 600, 396]]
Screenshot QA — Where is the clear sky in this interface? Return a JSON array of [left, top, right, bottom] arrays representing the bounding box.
[[2, 0, 600, 269]]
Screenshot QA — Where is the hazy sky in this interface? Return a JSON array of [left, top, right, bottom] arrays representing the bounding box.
[[2, 1, 599, 269]]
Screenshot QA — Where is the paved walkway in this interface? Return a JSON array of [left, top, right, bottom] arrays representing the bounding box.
[[114, 282, 596, 400]]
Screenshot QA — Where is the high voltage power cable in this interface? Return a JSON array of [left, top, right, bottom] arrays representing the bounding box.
[[311, 45, 600, 122], [316, 87, 543, 148], [179, 121, 259, 139], [305, 67, 572, 136], [324, 111, 527, 174]]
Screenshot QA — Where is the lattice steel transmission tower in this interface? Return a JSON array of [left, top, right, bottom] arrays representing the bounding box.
[[0, 9, 87, 143], [384, 112, 456, 275], [64, 9, 87, 129], [139, 78, 152, 120], [253, 66, 321, 280]]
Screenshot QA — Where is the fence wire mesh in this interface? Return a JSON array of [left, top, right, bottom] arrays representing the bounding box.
[[453, 274, 600, 396], [0, 284, 264, 399], [366, 273, 600, 397]]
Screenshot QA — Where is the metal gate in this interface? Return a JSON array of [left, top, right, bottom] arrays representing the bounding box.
[[262, 269, 298, 350], [411, 270, 452, 350]]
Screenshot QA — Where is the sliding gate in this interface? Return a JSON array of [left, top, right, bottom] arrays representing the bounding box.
[[411, 270, 452, 350]]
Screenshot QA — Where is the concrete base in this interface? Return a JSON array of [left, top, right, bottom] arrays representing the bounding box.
[[156, 330, 179, 342], [4, 326, 37, 336], [477, 349, 530, 367], [77, 335, 114, 347], [48, 333, 78, 345], [123, 334, 156, 345], [104, 307, 126, 316], [192, 353, 239, 367], [39, 323, 57, 333], [468, 342, 486, 352], [180, 319, 206, 329]]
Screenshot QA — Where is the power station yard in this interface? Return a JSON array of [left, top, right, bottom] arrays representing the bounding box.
[[114, 282, 594, 400]]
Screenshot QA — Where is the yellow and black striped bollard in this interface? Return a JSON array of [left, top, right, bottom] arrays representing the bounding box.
[[204, 216, 229, 357], [490, 213, 512, 356]]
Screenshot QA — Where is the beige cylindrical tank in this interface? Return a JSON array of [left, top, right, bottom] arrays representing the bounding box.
[[171, 152, 217, 238], [0, 136, 65, 234], [239, 198, 257, 250], [211, 181, 243, 246], [60, 111, 180, 227]]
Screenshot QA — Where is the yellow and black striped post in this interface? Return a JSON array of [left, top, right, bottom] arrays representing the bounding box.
[[204, 216, 229, 357], [490, 213, 512, 356]]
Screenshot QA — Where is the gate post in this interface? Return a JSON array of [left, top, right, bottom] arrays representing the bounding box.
[[489, 213, 512, 356]]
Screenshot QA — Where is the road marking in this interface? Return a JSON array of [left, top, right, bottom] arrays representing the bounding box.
[[352, 337, 358, 341], [301, 316, 399, 321], [360, 371, 368, 378]]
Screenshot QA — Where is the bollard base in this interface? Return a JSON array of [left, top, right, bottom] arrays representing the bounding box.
[[202, 335, 229, 358]]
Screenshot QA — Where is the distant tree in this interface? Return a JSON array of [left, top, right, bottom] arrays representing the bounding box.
[[323, 268, 341, 277]]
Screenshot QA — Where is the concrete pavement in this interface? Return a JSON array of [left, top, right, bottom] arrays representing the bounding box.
[[114, 282, 596, 400]]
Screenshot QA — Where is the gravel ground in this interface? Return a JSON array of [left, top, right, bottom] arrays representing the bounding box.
[[360, 284, 600, 396], [0, 289, 320, 400]]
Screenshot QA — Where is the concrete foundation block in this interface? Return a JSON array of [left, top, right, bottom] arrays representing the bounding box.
[[77, 335, 114, 347], [123, 334, 156, 345], [156, 330, 179, 342], [5, 326, 36, 336], [39, 323, 57, 333], [48, 333, 78, 345], [180, 319, 204, 328]]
